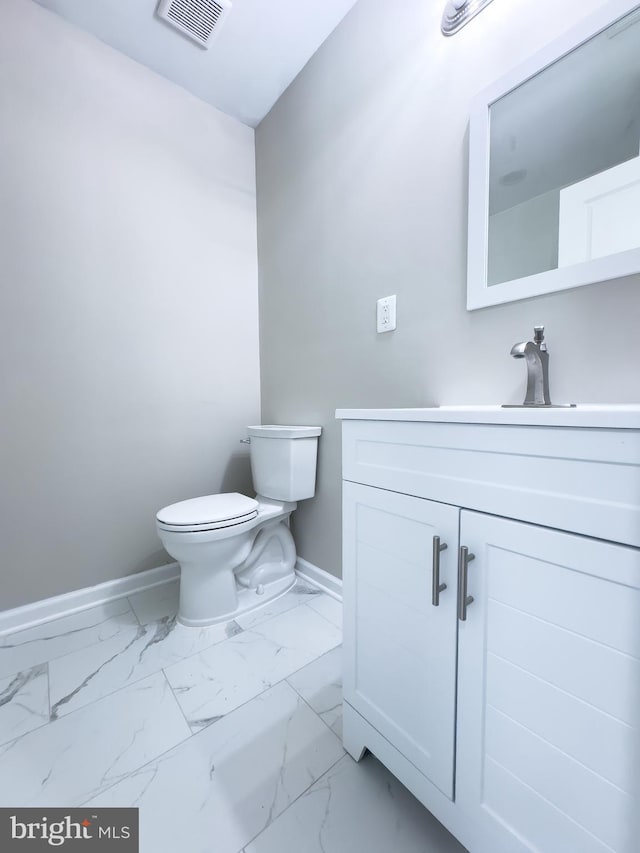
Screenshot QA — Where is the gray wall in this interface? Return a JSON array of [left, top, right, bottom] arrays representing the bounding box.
[[256, 0, 640, 580], [0, 0, 260, 609]]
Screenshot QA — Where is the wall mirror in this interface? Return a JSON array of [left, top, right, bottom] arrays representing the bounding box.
[[467, 0, 640, 310]]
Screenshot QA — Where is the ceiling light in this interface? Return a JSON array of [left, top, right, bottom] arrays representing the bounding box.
[[499, 169, 528, 187], [441, 0, 495, 37]]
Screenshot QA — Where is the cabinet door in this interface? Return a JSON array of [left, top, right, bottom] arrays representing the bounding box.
[[343, 481, 459, 798], [456, 510, 640, 853]]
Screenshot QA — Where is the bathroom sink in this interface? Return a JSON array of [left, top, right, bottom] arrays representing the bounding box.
[[335, 405, 640, 428]]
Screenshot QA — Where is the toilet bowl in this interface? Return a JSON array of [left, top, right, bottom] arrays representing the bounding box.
[[156, 425, 321, 626]]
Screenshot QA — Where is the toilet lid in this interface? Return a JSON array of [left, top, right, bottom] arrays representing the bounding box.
[[156, 493, 259, 527]]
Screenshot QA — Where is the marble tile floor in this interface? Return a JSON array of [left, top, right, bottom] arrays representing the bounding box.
[[0, 578, 466, 853]]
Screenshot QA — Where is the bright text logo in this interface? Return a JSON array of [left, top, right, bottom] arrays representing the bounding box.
[[1, 809, 138, 851]]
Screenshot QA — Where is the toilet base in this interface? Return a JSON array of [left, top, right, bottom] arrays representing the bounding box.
[[177, 571, 296, 627], [160, 501, 300, 628]]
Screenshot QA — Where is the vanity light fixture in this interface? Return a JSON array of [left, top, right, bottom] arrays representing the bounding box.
[[441, 0, 495, 36]]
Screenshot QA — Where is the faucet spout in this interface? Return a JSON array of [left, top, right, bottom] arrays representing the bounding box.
[[509, 341, 528, 359], [510, 327, 551, 406]]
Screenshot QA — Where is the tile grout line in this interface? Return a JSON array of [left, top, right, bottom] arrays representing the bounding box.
[[42, 621, 338, 735], [170, 651, 336, 738], [175, 622, 338, 730], [4, 600, 340, 749], [287, 644, 341, 677], [161, 668, 194, 735], [0, 607, 139, 682], [285, 671, 344, 741], [0, 597, 350, 835], [0, 599, 136, 644], [234, 585, 325, 632], [0, 664, 55, 751], [7, 589, 342, 809], [305, 599, 342, 631], [237, 751, 347, 853], [74, 680, 197, 808], [126, 596, 143, 628], [0, 583, 325, 685], [45, 631, 233, 726], [128, 639, 342, 761], [75, 673, 343, 810], [46, 660, 51, 722], [46, 632, 165, 722], [38, 613, 250, 725], [2, 646, 342, 784], [241, 638, 343, 714], [113, 585, 326, 692]]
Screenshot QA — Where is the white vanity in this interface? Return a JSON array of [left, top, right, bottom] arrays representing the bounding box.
[[337, 406, 640, 853]]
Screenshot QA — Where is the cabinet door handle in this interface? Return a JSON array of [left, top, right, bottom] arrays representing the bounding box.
[[458, 546, 475, 621], [432, 536, 448, 606]]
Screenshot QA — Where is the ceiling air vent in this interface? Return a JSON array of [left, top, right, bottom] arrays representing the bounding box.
[[156, 0, 232, 49]]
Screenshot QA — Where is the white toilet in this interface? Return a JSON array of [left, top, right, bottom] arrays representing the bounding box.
[[156, 425, 321, 627]]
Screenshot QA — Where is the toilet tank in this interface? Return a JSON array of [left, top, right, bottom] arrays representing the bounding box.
[[247, 425, 322, 501]]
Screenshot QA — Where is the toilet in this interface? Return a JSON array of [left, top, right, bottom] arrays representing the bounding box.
[[156, 425, 321, 627]]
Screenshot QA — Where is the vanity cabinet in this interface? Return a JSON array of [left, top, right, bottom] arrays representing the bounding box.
[[338, 409, 640, 853]]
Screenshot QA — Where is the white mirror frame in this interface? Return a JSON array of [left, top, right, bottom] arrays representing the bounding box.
[[467, 0, 640, 310]]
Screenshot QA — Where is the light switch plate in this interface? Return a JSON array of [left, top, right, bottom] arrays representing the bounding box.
[[376, 295, 397, 333]]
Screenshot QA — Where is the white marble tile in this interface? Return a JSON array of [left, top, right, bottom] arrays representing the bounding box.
[[128, 581, 180, 625], [87, 681, 344, 853], [235, 578, 322, 631], [288, 646, 343, 737], [245, 754, 467, 853], [165, 603, 342, 730], [0, 672, 190, 808], [0, 600, 138, 680], [306, 594, 342, 629], [0, 664, 50, 746], [49, 616, 242, 719]]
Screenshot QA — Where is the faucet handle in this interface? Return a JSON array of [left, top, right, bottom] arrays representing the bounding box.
[[533, 325, 545, 344]]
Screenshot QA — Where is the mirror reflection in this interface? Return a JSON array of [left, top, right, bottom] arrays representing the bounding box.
[[487, 7, 640, 287]]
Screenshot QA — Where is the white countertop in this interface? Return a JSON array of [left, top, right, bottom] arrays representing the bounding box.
[[335, 405, 640, 428]]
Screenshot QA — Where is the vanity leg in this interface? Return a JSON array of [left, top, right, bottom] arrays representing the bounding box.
[[342, 702, 368, 762]]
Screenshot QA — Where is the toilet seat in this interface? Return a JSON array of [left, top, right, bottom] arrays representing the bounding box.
[[156, 493, 259, 533]]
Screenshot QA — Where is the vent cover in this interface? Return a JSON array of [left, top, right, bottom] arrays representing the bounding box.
[[157, 0, 232, 49]]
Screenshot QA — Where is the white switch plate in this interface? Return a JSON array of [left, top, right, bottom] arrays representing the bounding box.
[[376, 295, 397, 333]]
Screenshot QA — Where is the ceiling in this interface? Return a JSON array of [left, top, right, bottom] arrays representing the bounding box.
[[33, 0, 360, 127]]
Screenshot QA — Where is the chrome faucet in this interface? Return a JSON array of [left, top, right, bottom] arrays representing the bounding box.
[[510, 325, 552, 406]]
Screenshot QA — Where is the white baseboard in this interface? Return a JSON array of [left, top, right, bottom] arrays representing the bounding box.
[[295, 558, 342, 601], [0, 563, 180, 637], [0, 557, 340, 637]]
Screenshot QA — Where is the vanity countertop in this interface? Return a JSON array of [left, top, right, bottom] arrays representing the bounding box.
[[335, 405, 640, 429]]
